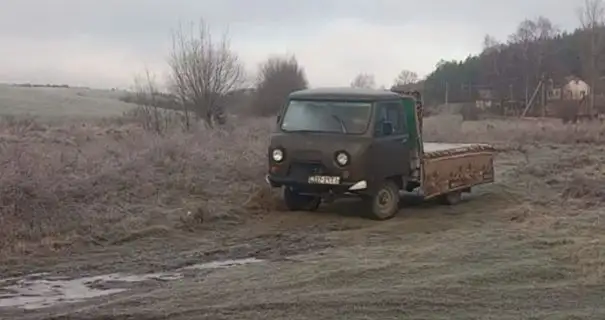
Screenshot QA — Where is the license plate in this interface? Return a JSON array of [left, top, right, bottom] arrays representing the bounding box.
[[308, 175, 340, 185]]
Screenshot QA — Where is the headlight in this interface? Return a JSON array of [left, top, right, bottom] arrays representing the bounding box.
[[272, 148, 284, 162], [335, 151, 349, 166]]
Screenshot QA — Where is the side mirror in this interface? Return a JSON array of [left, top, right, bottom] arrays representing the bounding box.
[[381, 122, 394, 135]]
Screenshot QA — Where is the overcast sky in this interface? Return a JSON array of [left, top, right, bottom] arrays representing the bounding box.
[[0, 0, 586, 89]]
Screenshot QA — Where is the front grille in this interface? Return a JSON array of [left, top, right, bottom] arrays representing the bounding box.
[[288, 162, 326, 180]]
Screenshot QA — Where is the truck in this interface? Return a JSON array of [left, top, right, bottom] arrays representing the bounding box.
[[265, 87, 495, 220]]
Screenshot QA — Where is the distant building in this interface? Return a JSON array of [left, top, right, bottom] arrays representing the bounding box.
[[547, 76, 590, 101], [562, 78, 590, 100], [545, 76, 596, 119], [475, 88, 497, 110]]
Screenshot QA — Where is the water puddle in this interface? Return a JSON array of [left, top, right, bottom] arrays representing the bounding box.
[[0, 257, 263, 310], [182, 257, 262, 270]]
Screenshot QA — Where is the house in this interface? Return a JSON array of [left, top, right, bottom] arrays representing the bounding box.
[[475, 88, 497, 110], [562, 77, 590, 101]]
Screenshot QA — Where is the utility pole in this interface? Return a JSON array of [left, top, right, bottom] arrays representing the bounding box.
[[541, 79, 546, 117], [445, 81, 449, 107], [525, 76, 529, 106]]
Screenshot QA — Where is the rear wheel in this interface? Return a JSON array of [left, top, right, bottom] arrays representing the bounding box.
[[282, 186, 321, 211], [365, 180, 400, 220], [438, 190, 462, 205]]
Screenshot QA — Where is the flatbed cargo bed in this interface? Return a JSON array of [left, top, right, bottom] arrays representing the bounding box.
[[422, 142, 495, 159], [420, 142, 495, 199]]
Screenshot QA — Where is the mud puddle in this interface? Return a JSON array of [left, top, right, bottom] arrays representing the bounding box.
[[181, 257, 262, 270], [0, 257, 263, 310]]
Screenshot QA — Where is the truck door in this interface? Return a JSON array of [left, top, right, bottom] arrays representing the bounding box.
[[368, 100, 410, 184]]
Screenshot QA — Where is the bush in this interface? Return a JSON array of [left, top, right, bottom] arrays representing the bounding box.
[[251, 55, 308, 116]]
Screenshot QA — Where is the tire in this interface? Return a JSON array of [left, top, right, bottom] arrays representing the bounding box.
[[438, 190, 462, 205], [365, 180, 400, 220], [282, 186, 321, 211]]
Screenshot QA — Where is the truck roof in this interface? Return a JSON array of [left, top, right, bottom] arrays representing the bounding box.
[[288, 87, 414, 101]]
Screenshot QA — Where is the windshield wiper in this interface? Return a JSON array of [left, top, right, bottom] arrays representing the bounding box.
[[286, 129, 317, 133], [330, 114, 348, 133]]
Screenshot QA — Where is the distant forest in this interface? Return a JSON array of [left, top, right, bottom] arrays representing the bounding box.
[[421, 1, 605, 106]]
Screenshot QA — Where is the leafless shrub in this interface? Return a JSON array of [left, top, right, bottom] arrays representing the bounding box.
[[393, 69, 418, 87], [0, 115, 272, 255], [577, 0, 605, 113], [129, 69, 174, 134], [119, 91, 182, 111], [350, 73, 376, 89], [122, 106, 184, 133], [251, 55, 308, 116], [167, 18, 245, 127]]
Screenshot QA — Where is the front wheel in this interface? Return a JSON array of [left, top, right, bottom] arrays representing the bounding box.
[[282, 186, 321, 211], [364, 180, 400, 220]]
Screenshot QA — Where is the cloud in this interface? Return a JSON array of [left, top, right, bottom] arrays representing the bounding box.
[[234, 18, 483, 88], [0, 0, 587, 89], [0, 36, 165, 89]]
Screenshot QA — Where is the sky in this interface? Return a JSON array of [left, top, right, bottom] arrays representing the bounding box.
[[0, 0, 587, 90]]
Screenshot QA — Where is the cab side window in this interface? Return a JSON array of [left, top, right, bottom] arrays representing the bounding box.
[[374, 101, 406, 137]]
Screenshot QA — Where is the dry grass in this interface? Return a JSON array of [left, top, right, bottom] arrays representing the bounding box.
[[424, 114, 605, 145], [0, 85, 135, 120], [3, 101, 605, 318], [2, 100, 605, 258], [0, 112, 273, 255]]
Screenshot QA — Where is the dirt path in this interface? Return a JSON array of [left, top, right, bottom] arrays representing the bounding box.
[[2, 145, 605, 319]]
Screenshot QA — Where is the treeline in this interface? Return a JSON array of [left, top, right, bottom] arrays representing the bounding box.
[[12, 83, 76, 89], [125, 20, 421, 130], [423, 0, 605, 105], [123, 0, 605, 130]]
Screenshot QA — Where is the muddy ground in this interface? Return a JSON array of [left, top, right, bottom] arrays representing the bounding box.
[[1, 143, 605, 319]]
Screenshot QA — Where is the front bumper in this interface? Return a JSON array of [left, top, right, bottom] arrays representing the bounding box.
[[265, 174, 368, 192]]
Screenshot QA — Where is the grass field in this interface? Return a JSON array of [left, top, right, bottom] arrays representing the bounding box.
[[0, 84, 135, 120], [0, 85, 604, 319]]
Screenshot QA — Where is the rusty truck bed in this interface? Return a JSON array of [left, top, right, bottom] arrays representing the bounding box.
[[420, 142, 496, 199]]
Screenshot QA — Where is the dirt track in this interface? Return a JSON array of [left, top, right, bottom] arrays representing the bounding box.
[[2, 143, 605, 319]]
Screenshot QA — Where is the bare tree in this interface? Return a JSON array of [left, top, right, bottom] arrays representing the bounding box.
[[167, 19, 245, 127], [131, 69, 171, 134], [509, 19, 538, 104], [578, 0, 605, 113], [482, 34, 501, 53], [393, 69, 418, 87], [479, 34, 508, 99], [535, 16, 559, 39], [350, 73, 375, 89], [251, 55, 308, 116], [508, 17, 559, 104]]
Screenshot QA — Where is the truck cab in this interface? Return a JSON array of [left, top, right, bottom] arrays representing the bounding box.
[[266, 87, 495, 220]]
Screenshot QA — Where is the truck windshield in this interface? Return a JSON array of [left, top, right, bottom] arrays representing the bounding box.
[[280, 100, 372, 134]]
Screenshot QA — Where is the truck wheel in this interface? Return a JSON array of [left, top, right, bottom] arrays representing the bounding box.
[[438, 190, 462, 205], [365, 180, 400, 220], [282, 186, 321, 211]]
